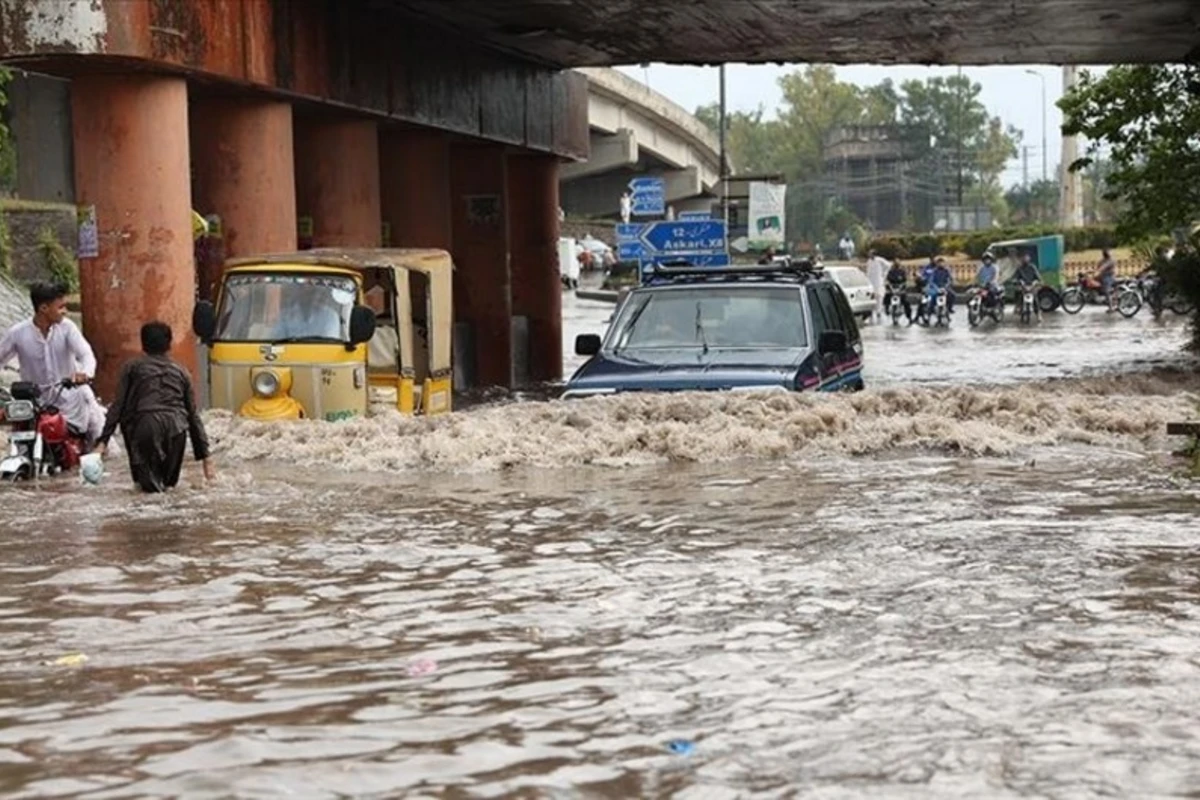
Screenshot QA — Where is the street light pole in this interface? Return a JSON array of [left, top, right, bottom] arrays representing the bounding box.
[[1024, 69, 1047, 184]]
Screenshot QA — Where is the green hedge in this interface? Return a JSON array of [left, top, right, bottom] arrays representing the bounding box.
[[867, 226, 1123, 261]]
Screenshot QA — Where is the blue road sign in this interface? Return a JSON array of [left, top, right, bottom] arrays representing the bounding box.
[[615, 223, 646, 241], [628, 176, 665, 217], [618, 240, 650, 260], [640, 220, 727, 255]]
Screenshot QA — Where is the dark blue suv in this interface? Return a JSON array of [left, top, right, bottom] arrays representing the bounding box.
[[563, 262, 864, 399]]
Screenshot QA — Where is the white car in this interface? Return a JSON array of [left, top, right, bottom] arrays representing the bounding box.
[[825, 266, 876, 320]]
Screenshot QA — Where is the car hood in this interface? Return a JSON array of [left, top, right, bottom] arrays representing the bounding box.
[[565, 348, 804, 394]]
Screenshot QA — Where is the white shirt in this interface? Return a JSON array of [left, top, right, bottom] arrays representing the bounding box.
[[0, 318, 104, 438], [866, 256, 888, 290]]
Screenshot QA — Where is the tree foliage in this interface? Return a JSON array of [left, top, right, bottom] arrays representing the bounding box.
[[1061, 64, 1200, 346], [1059, 64, 1200, 241], [695, 66, 1021, 240]]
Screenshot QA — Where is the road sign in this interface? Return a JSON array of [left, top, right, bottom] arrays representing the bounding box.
[[615, 223, 645, 241], [628, 176, 665, 217], [618, 240, 650, 260], [640, 220, 727, 256], [678, 211, 711, 221]]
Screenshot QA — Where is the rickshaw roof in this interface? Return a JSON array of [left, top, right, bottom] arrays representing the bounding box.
[[988, 235, 1061, 249], [224, 248, 453, 276]]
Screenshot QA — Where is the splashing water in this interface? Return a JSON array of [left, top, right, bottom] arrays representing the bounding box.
[[206, 370, 1200, 474]]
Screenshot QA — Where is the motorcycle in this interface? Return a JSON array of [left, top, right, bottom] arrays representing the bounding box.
[[0, 380, 91, 482], [1016, 281, 1039, 324], [967, 285, 1004, 327], [1060, 274, 1109, 314], [930, 287, 951, 328], [886, 287, 906, 325]]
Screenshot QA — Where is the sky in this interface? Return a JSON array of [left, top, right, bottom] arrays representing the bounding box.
[[615, 63, 1106, 190]]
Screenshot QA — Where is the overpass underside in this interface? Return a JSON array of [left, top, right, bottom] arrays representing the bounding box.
[[0, 0, 591, 398], [381, 0, 1200, 65]]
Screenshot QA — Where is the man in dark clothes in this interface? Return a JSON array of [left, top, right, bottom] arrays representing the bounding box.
[[94, 321, 215, 492]]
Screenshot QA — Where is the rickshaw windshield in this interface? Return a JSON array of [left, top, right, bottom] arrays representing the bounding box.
[[214, 273, 358, 343]]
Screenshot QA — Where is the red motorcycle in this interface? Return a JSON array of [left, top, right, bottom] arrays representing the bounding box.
[[0, 379, 90, 482]]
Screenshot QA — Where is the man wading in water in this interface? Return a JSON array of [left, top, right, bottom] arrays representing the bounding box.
[[93, 321, 215, 492]]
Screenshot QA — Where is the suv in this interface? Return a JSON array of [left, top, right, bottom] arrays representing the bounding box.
[[563, 262, 864, 399]]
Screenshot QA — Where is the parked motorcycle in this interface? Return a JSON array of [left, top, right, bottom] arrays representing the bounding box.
[[0, 380, 90, 482]]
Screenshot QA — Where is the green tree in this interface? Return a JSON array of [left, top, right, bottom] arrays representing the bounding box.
[[1004, 179, 1059, 225], [898, 74, 1020, 195], [0, 67, 16, 194], [1060, 65, 1200, 240], [1061, 64, 1200, 347], [693, 103, 783, 175]]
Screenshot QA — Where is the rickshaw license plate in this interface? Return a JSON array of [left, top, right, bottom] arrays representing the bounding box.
[[9, 431, 35, 442]]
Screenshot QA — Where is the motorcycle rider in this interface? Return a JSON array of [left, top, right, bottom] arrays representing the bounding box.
[[0, 281, 106, 448], [922, 256, 956, 317], [884, 260, 913, 323], [975, 252, 1002, 309], [1014, 253, 1043, 319]]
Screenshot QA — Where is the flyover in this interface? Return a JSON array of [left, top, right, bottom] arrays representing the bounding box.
[[559, 68, 721, 220]]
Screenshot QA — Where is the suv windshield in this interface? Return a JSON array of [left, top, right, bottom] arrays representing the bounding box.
[[215, 273, 357, 342], [609, 286, 808, 351]]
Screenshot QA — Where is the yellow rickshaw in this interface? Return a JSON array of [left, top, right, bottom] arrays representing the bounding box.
[[191, 248, 454, 421]]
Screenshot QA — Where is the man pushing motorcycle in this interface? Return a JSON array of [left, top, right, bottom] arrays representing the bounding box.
[[0, 281, 107, 451]]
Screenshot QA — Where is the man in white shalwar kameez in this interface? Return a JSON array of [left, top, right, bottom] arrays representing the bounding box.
[[0, 282, 107, 446], [865, 249, 889, 322]]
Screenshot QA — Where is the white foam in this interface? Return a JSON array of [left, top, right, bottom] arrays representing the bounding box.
[[204, 372, 1200, 475]]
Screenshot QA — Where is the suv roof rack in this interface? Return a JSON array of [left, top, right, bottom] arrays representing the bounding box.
[[643, 258, 827, 286]]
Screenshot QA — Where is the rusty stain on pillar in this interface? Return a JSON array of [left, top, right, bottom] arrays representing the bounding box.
[[507, 154, 562, 383], [379, 129, 452, 249], [294, 118, 381, 247], [190, 98, 297, 298], [71, 75, 195, 400], [449, 143, 511, 388]]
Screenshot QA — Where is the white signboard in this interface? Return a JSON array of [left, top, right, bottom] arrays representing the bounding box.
[[748, 182, 786, 249]]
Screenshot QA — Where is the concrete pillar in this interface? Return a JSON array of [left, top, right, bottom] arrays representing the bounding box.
[[508, 154, 562, 384], [294, 118, 381, 247], [71, 75, 194, 399], [190, 98, 297, 297], [449, 143, 511, 388], [379, 129, 451, 249]]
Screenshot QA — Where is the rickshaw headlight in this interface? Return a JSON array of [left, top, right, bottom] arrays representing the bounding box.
[[252, 370, 281, 398]]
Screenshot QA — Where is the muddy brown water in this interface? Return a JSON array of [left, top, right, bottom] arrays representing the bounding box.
[[1, 301, 1199, 798]]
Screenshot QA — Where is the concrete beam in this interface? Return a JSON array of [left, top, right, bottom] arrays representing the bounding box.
[[0, 0, 590, 160], [560, 129, 638, 181]]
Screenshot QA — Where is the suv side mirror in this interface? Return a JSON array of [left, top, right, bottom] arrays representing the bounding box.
[[192, 301, 216, 344], [348, 305, 377, 347], [818, 330, 847, 355], [575, 334, 602, 356]]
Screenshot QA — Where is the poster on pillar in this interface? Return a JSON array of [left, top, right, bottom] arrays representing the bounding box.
[[748, 182, 787, 249]]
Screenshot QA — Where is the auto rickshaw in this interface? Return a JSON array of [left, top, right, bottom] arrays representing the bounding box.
[[987, 234, 1065, 312], [192, 248, 454, 421]]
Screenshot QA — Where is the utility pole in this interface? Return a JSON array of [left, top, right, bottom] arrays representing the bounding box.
[[955, 66, 964, 207], [719, 63, 729, 232], [1022, 145, 1029, 189]]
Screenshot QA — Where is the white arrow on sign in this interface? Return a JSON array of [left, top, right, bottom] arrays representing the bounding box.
[[730, 236, 749, 253]]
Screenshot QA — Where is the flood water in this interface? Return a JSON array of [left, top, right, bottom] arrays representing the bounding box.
[[2, 293, 1199, 798]]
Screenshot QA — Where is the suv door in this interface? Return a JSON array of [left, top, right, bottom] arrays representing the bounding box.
[[811, 284, 862, 390]]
